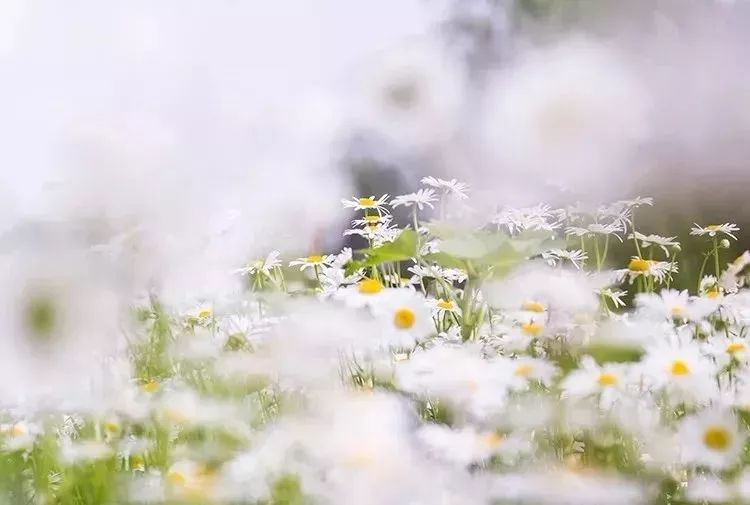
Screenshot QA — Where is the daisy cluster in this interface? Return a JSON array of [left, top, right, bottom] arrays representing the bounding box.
[[2, 178, 750, 505]]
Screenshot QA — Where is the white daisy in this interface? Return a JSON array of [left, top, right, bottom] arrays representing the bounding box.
[[373, 289, 435, 349], [417, 424, 528, 467], [341, 195, 391, 215], [420, 176, 469, 199], [505, 356, 558, 390], [640, 334, 718, 405], [430, 297, 461, 318], [235, 250, 282, 276], [618, 257, 678, 284], [561, 356, 629, 407], [492, 204, 560, 234], [599, 288, 628, 308], [678, 408, 743, 470], [335, 278, 387, 309], [690, 223, 740, 240], [635, 289, 690, 320], [629, 232, 680, 258], [391, 188, 438, 210], [288, 254, 333, 271], [705, 335, 750, 368], [542, 248, 588, 269], [395, 345, 514, 419]]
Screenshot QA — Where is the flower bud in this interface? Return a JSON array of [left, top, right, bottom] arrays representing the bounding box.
[[720, 239, 731, 249]]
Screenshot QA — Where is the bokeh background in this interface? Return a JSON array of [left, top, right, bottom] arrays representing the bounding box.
[[2, 0, 749, 292]]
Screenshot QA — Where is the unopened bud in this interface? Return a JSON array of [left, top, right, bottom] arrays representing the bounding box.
[[720, 239, 731, 249]]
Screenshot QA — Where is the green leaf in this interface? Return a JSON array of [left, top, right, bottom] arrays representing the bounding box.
[[584, 342, 644, 364], [439, 231, 508, 260], [423, 252, 468, 270], [362, 230, 418, 266]]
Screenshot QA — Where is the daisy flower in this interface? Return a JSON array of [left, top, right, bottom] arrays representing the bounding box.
[[566, 222, 624, 241], [629, 232, 680, 258], [561, 356, 629, 408], [618, 196, 654, 208], [542, 248, 588, 269], [341, 195, 391, 215], [344, 222, 401, 247], [506, 356, 558, 390], [373, 289, 435, 348], [391, 188, 437, 210], [430, 297, 461, 318], [635, 289, 690, 320], [352, 214, 393, 228], [396, 345, 514, 419], [420, 176, 469, 199], [235, 250, 282, 276], [288, 254, 333, 271], [492, 204, 560, 234], [335, 278, 386, 309], [705, 335, 750, 368], [599, 288, 628, 308], [690, 223, 740, 240], [618, 257, 678, 284], [640, 334, 718, 405], [678, 408, 743, 470], [166, 459, 216, 502]]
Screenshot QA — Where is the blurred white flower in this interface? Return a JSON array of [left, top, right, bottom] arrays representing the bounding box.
[[358, 38, 465, 149], [480, 36, 650, 198]]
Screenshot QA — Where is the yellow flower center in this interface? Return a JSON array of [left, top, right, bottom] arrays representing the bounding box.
[[358, 197, 376, 207], [347, 449, 375, 468], [305, 255, 323, 263], [521, 322, 542, 336], [9, 424, 26, 437], [727, 342, 746, 354], [437, 299, 454, 310], [357, 278, 383, 295], [706, 290, 721, 299], [703, 426, 731, 451], [521, 301, 545, 313], [393, 307, 416, 329], [596, 373, 618, 387], [196, 309, 212, 319], [141, 381, 159, 393], [364, 215, 380, 224], [480, 432, 503, 448], [628, 258, 650, 272], [670, 360, 690, 376], [515, 364, 534, 377], [167, 471, 187, 487], [706, 225, 720, 232], [104, 421, 119, 434], [671, 306, 683, 317]]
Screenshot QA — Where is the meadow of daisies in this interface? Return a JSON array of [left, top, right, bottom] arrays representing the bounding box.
[[3, 174, 750, 505]]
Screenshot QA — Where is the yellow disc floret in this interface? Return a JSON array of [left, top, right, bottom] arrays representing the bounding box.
[[596, 373, 618, 387], [670, 360, 690, 376], [437, 299, 454, 310], [521, 322, 542, 336], [521, 301, 545, 313], [727, 342, 746, 355], [703, 426, 731, 451], [628, 258, 650, 272], [357, 279, 383, 295], [393, 307, 416, 329]]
